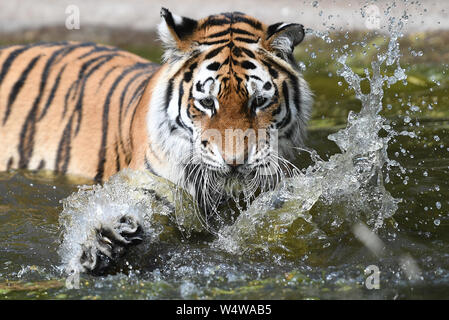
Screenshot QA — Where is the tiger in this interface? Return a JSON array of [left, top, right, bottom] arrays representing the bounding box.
[[0, 9, 312, 273]]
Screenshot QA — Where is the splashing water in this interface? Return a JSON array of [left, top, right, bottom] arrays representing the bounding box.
[[213, 15, 409, 256], [58, 170, 201, 274]]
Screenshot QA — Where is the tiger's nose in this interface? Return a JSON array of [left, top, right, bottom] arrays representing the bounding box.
[[227, 162, 243, 174], [224, 155, 246, 170]]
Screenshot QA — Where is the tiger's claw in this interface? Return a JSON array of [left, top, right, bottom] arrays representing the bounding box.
[[78, 215, 144, 275]]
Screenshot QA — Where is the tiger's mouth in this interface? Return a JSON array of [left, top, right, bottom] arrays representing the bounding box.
[[178, 154, 295, 233], [182, 159, 283, 209]]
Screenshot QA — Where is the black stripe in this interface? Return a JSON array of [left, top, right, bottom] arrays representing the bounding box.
[[94, 63, 148, 182], [3, 55, 41, 125], [290, 77, 301, 113], [34, 44, 84, 122], [276, 81, 292, 130], [183, 62, 198, 82], [120, 70, 152, 116], [38, 64, 67, 120], [231, 27, 256, 36], [208, 29, 231, 38], [0, 46, 32, 87], [73, 54, 121, 134], [263, 56, 296, 80], [249, 75, 262, 81], [199, 39, 230, 46], [62, 81, 77, 119], [118, 65, 156, 159], [6, 158, 13, 170], [16, 56, 45, 168], [0, 42, 64, 85], [72, 52, 119, 99], [240, 47, 256, 58], [77, 44, 118, 60], [234, 37, 258, 44], [55, 115, 73, 173], [125, 76, 152, 115], [18, 46, 88, 168], [261, 60, 279, 79], [199, 18, 230, 29], [128, 90, 142, 154], [241, 61, 257, 69], [232, 16, 263, 30], [264, 58, 301, 113], [207, 62, 221, 71], [174, 80, 193, 134], [99, 65, 119, 86], [204, 46, 226, 60], [144, 155, 159, 176], [37, 159, 45, 170], [271, 86, 282, 116], [50, 42, 96, 66], [175, 82, 186, 132], [196, 81, 203, 93], [115, 142, 121, 172], [61, 54, 108, 119], [0, 44, 41, 87], [208, 27, 255, 39]]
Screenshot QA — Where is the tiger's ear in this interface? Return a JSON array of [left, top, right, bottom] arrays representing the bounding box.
[[265, 23, 305, 58], [158, 8, 198, 61]]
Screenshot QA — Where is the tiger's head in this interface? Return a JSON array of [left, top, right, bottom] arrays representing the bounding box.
[[148, 9, 312, 211]]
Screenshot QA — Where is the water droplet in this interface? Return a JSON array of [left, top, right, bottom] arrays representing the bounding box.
[[312, 1, 319, 8], [436, 202, 442, 210], [434, 219, 440, 226]]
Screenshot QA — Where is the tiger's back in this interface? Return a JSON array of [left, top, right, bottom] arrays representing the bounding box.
[[0, 42, 160, 180]]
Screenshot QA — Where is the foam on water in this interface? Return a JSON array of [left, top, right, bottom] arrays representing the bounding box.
[[58, 170, 200, 274]]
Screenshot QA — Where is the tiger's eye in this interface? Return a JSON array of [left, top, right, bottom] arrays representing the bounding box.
[[200, 97, 214, 109]]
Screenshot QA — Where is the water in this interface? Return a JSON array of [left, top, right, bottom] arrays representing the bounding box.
[[1, 2, 449, 299]]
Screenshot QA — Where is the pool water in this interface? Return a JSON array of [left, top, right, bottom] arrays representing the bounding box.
[[1, 26, 449, 299]]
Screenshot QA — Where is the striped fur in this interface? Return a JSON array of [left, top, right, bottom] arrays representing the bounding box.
[[0, 9, 312, 208]]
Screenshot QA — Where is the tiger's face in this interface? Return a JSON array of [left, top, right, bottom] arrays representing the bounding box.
[[151, 9, 312, 209]]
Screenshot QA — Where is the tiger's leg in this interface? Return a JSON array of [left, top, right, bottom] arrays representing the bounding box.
[[60, 172, 177, 278], [78, 215, 144, 275], [61, 203, 151, 277]]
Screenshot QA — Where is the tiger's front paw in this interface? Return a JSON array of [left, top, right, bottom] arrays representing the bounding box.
[[79, 215, 144, 275]]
